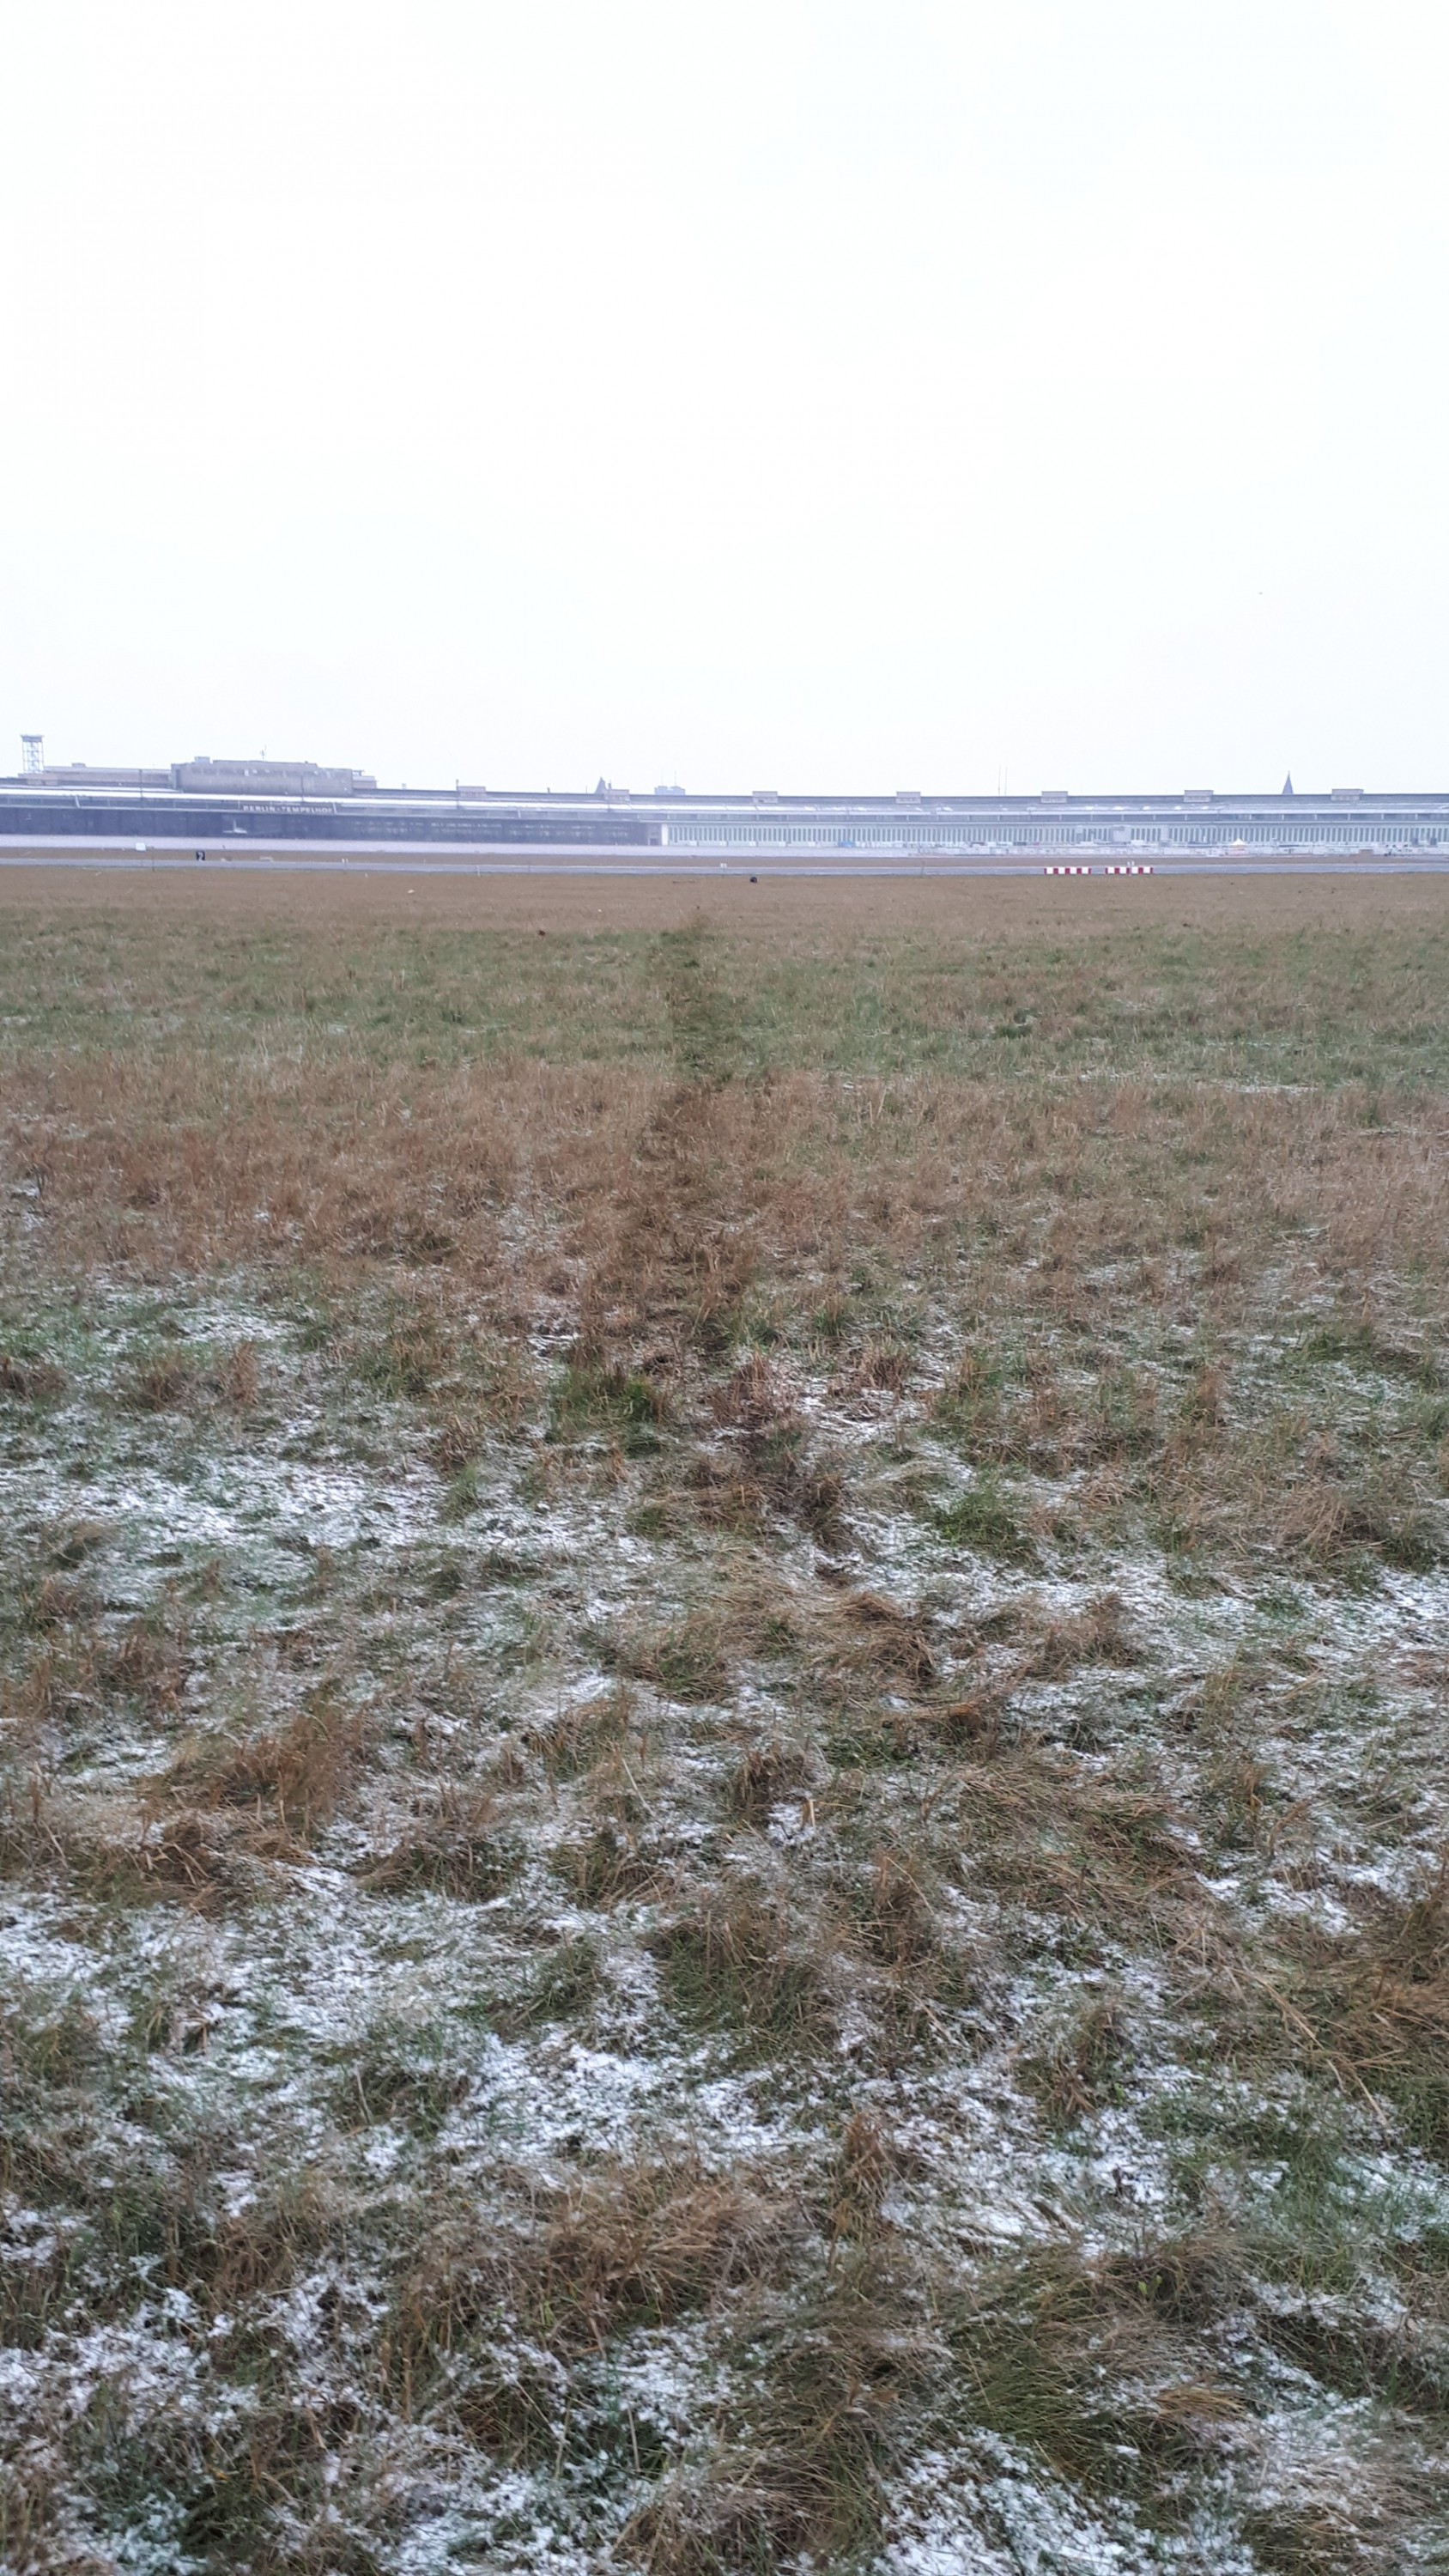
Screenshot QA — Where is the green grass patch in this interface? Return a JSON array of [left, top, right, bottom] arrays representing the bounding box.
[[934, 1474, 1037, 1563]]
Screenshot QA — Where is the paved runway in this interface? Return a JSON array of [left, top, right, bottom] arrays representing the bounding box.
[[3, 836, 1449, 881], [2, 848, 1448, 879]]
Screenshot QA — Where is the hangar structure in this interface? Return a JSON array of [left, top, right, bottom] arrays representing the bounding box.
[[2, 762, 1447, 860]]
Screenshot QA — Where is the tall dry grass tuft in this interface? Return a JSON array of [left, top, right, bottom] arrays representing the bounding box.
[[360, 1783, 521, 1899], [394, 2154, 795, 2397], [0, 1351, 66, 1400], [727, 1740, 814, 1822], [166, 1691, 360, 1827]]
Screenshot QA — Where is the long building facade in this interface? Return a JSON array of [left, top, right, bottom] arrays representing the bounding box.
[[649, 789, 1449, 858], [2, 769, 1448, 860]]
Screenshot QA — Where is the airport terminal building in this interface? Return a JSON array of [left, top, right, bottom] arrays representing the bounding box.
[[3, 759, 1447, 862]]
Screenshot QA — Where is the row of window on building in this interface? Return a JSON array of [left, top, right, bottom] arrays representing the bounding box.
[[662, 821, 1447, 851]]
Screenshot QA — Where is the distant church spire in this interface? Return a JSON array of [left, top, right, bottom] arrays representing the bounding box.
[[1282, 772, 1294, 796]]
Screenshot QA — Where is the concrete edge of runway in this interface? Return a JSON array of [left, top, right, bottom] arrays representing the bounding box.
[[2, 841, 1448, 881]]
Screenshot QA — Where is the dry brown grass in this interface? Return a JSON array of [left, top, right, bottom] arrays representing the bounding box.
[[1272, 1443, 1445, 1573], [6, 872, 1449, 2567], [20, 1575, 86, 1635], [827, 2110, 901, 2239], [6, 873, 1440, 1397], [126, 1805, 277, 1901], [100, 1612, 191, 1714], [689, 1356, 846, 1539], [525, 1684, 638, 1778], [834, 1589, 939, 1688], [726, 1739, 815, 1822], [0, 856, 1439, 925], [431, 1347, 540, 1461], [396, 2154, 795, 2397], [829, 1596, 1143, 1764], [1015, 1589, 1140, 1678], [1, 1777, 292, 1909], [598, 1617, 731, 1705], [531, 2159, 793, 2348], [0, 1350, 66, 1400], [122, 1348, 202, 1413], [1, 1645, 71, 1764], [6, 1021, 1449, 1441], [946, 1747, 1200, 1941], [1026, 1990, 1130, 2124], [119, 1338, 258, 1416], [852, 1847, 939, 1971], [0, 1686, 391, 1910], [0, 1602, 191, 1766], [555, 1818, 674, 1906], [161, 1686, 367, 1839], [359, 1783, 522, 1899], [1286, 1855, 1449, 2153]]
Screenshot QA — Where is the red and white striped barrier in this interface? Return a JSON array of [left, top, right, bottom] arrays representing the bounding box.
[[1043, 864, 1093, 875], [1103, 863, 1154, 875]]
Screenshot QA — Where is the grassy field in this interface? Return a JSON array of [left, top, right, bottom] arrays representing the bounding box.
[[3, 869, 1449, 2574]]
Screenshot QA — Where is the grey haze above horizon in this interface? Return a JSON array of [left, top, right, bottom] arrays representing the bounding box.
[[3, 0, 1444, 798]]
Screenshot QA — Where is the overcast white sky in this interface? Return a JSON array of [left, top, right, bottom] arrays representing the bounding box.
[[2, 1, 1445, 793]]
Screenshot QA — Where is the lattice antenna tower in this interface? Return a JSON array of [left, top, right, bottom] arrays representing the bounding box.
[[21, 734, 43, 776]]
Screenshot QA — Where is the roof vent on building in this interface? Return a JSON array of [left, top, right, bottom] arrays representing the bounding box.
[[752, 788, 779, 805], [1040, 790, 1070, 805], [1184, 788, 1215, 804], [895, 788, 922, 805], [1331, 786, 1363, 801]]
